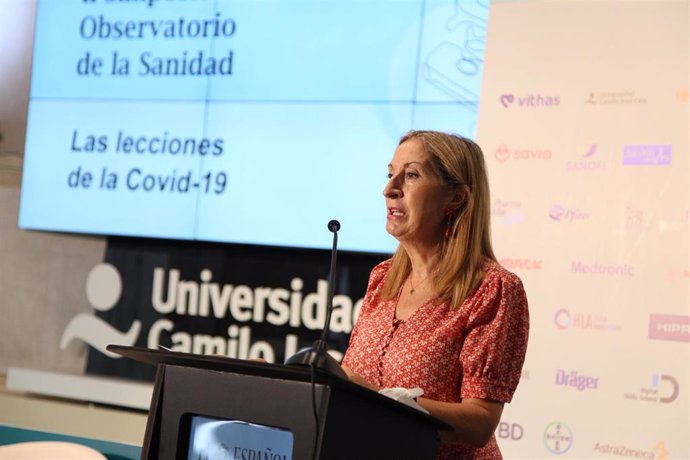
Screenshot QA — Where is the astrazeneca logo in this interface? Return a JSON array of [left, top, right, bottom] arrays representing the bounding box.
[[60, 263, 142, 358], [544, 421, 573, 455], [494, 144, 552, 163], [623, 144, 672, 166], [500, 93, 560, 108]]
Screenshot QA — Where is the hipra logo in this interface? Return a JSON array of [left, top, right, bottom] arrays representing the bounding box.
[[554, 308, 622, 332], [565, 143, 606, 172], [571, 260, 634, 277], [500, 93, 560, 108], [585, 90, 648, 105], [623, 374, 680, 404], [623, 144, 672, 166], [491, 199, 525, 225], [499, 258, 542, 271], [544, 421, 572, 455], [648, 314, 690, 343], [549, 204, 591, 223], [494, 144, 552, 163], [593, 442, 661, 459], [60, 263, 142, 358], [555, 369, 599, 391]]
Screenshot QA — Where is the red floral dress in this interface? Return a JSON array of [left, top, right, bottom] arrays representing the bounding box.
[[342, 258, 529, 459]]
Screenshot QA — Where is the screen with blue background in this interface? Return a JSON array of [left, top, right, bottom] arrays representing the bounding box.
[[19, 0, 489, 254]]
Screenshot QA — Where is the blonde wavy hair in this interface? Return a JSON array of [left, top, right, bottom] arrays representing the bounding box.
[[381, 130, 496, 309]]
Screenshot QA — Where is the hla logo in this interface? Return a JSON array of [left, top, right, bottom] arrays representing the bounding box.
[[543, 421, 572, 455], [60, 263, 141, 358], [623, 374, 679, 404], [500, 93, 560, 108], [494, 144, 552, 163], [554, 308, 622, 332]]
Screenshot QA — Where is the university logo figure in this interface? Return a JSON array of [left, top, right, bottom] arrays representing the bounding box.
[[60, 263, 141, 358]]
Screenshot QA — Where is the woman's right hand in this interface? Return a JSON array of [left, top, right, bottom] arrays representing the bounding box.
[[341, 364, 380, 391]]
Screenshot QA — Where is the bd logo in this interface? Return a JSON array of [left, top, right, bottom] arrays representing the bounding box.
[[497, 422, 523, 440], [60, 263, 141, 358]]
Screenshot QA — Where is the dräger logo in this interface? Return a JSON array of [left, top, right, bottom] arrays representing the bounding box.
[[499, 258, 542, 270], [571, 261, 633, 276], [648, 314, 690, 343], [566, 143, 606, 172], [549, 204, 590, 223], [500, 93, 560, 108], [494, 144, 552, 163], [555, 369, 599, 391], [554, 309, 622, 332], [623, 374, 679, 404], [623, 144, 672, 166]]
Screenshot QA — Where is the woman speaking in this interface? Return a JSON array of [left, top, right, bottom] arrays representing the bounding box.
[[342, 130, 529, 459]]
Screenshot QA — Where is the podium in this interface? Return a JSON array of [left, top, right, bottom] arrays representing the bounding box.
[[108, 345, 448, 459]]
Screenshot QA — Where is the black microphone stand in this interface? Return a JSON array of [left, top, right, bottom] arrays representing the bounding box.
[[284, 220, 347, 379]]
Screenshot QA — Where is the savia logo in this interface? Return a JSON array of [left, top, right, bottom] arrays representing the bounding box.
[[500, 93, 560, 108], [544, 421, 572, 455], [623, 374, 680, 404], [494, 143, 552, 163], [60, 263, 142, 358], [554, 308, 622, 332], [566, 143, 606, 172], [549, 204, 591, 223]]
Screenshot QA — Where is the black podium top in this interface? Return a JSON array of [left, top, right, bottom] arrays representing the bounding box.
[[107, 344, 450, 431]]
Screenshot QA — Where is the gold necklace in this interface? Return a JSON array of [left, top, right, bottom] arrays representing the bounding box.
[[407, 274, 430, 294]]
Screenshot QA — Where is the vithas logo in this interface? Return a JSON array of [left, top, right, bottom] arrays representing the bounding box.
[[500, 93, 560, 108]]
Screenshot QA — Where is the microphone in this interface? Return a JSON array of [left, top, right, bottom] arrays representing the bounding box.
[[284, 220, 347, 379]]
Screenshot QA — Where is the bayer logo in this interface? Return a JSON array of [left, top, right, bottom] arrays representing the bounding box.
[[544, 421, 573, 455]]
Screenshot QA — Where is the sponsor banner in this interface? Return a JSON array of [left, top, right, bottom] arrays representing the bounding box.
[[648, 314, 690, 343], [78, 237, 384, 380]]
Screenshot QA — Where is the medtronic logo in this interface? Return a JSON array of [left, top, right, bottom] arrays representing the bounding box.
[[544, 421, 573, 455]]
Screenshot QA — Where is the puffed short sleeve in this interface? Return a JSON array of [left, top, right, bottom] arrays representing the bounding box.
[[459, 267, 529, 403]]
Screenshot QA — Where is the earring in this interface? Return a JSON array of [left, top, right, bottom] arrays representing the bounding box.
[[444, 209, 455, 239]]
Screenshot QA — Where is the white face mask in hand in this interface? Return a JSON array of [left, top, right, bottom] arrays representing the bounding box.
[[378, 387, 429, 414]]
